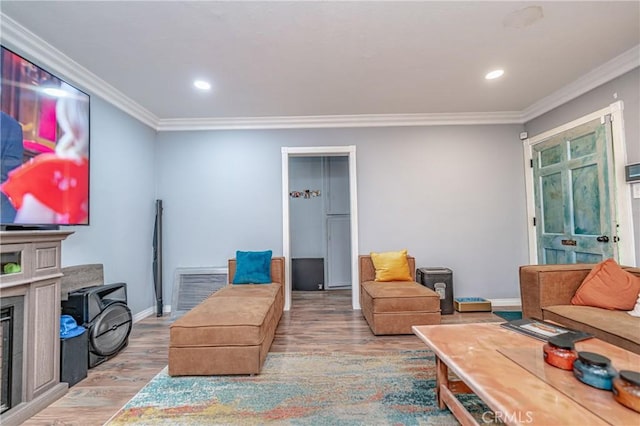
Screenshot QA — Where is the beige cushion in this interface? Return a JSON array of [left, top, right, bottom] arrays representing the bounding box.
[[361, 281, 440, 313], [215, 283, 280, 298], [170, 296, 275, 347], [544, 304, 640, 349]]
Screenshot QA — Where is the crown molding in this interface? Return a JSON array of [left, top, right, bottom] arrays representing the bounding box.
[[156, 111, 524, 131], [2, 12, 637, 131], [521, 45, 640, 123], [0, 13, 159, 129]]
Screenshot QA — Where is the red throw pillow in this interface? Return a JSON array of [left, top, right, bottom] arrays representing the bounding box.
[[571, 258, 640, 310]]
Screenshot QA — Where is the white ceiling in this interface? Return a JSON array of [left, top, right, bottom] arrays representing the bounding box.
[[1, 1, 639, 128]]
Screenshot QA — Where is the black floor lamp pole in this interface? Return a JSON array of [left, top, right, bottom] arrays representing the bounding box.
[[153, 199, 163, 317]]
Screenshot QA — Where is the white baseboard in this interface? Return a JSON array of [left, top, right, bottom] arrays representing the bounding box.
[[488, 298, 521, 308], [133, 305, 171, 323]]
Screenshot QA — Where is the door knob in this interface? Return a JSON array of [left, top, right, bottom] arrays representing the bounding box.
[[596, 235, 610, 243]]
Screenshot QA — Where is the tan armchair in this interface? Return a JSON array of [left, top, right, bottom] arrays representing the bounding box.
[[359, 255, 440, 335]]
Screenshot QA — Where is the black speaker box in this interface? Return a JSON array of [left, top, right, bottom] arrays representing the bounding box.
[[60, 331, 88, 387], [62, 283, 133, 368]]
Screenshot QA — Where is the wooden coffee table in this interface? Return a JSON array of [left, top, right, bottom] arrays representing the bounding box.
[[412, 323, 640, 425]]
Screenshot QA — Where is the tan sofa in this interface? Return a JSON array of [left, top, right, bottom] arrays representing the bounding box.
[[360, 255, 440, 335], [520, 263, 640, 354], [168, 257, 285, 375]]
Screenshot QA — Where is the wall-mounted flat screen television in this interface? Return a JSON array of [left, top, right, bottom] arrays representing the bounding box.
[[1, 45, 90, 227]]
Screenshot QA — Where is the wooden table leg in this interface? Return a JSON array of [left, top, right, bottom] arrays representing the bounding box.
[[435, 356, 449, 409], [435, 355, 479, 425]]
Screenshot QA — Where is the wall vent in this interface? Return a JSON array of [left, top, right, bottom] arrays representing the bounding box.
[[171, 267, 228, 318]]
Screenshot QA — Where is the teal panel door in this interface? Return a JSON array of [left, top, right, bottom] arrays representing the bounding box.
[[533, 117, 615, 264]]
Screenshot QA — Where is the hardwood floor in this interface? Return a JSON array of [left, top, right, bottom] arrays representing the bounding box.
[[23, 290, 510, 425]]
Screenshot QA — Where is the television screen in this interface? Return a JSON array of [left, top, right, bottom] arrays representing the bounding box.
[[1, 46, 90, 226]]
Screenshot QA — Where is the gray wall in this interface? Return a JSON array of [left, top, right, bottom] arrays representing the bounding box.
[[6, 44, 634, 318], [156, 124, 528, 303], [39, 67, 640, 318], [289, 157, 325, 258], [60, 97, 157, 316], [525, 68, 640, 266]]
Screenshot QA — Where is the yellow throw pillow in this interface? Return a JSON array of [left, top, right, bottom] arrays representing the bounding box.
[[370, 250, 412, 282]]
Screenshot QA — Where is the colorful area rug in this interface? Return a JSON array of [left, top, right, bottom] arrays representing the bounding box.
[[107, 350, 490, 425]]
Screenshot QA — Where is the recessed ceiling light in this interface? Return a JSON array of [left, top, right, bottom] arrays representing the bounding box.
[[193, 80, 211, 91], [485, 69, 504, 80]]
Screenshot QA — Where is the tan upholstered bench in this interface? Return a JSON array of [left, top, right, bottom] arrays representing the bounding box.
[[168, 257, 284, 376], [359, 255, 441, 335]]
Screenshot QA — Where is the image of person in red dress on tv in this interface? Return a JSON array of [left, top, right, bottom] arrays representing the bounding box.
[[1, 83, 89, 225]]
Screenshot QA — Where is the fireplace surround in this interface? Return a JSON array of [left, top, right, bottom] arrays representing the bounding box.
[[0, 230, 72, 426]]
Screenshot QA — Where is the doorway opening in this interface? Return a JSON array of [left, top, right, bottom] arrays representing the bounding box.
[[282, 146, 360, 311]]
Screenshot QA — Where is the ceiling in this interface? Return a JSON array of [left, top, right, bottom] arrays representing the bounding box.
[[1, 1, 639, 128]]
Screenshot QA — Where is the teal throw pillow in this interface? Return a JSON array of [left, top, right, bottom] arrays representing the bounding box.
[[233, 250, 272, 284]]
